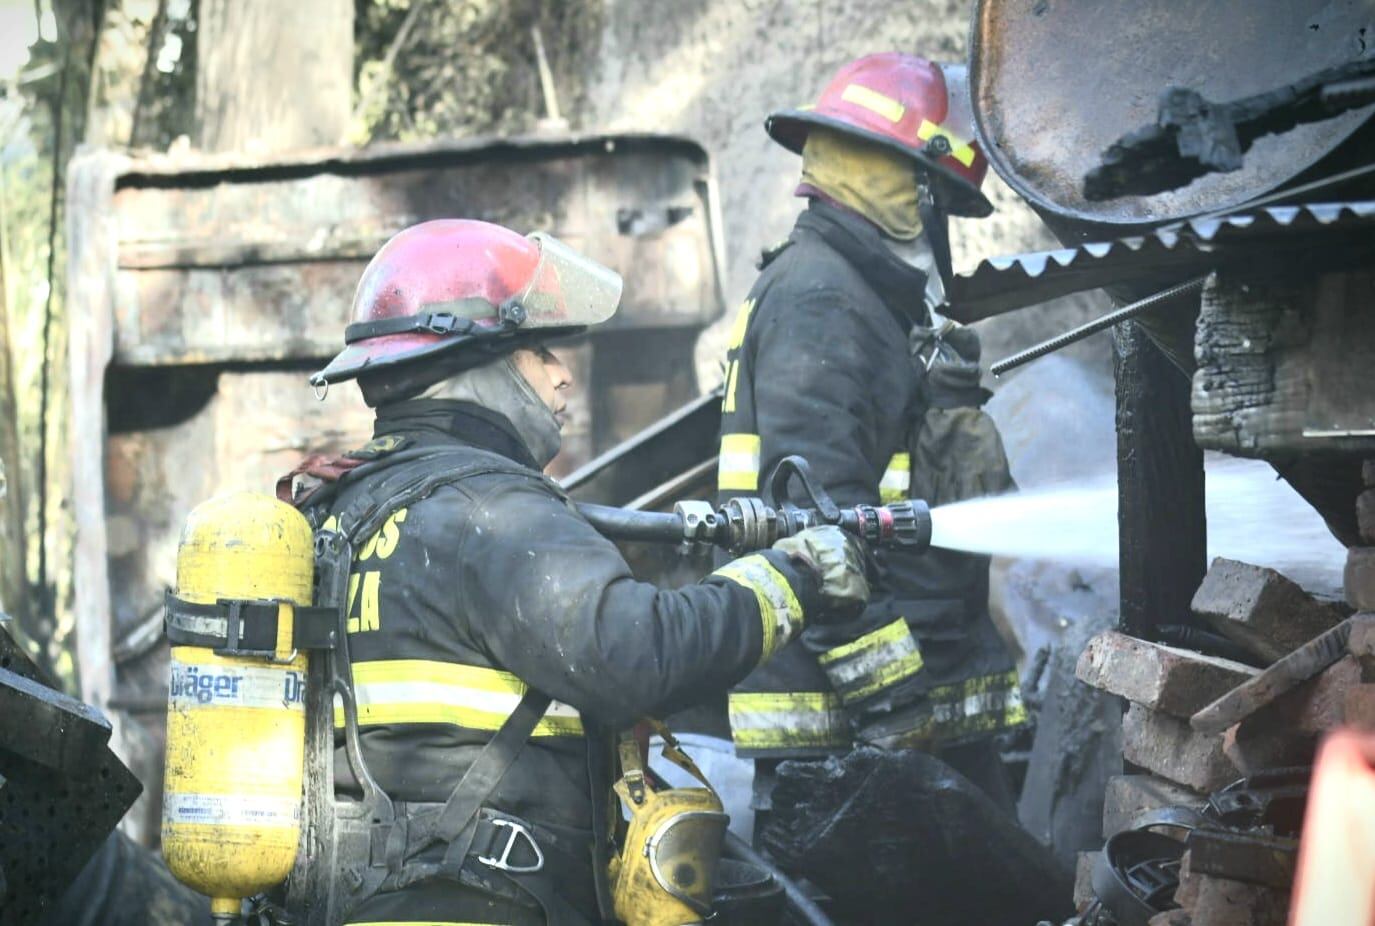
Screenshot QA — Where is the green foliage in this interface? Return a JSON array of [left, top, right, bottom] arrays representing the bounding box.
[[352, 0, 602, 143], [0, 1, 95, 689], [0, 0, 605, 687], [75, 0, 198, 150]]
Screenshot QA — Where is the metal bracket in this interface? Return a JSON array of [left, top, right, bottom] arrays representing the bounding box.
[[479, 819, 545, 873]]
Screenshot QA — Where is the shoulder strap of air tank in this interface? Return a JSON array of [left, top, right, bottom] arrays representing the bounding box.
[[331, 445, 563, 545], [431, 687, 551, 861]]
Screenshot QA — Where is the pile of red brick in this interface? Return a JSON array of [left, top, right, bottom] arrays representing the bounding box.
[[1070, 539, 1375, 925]]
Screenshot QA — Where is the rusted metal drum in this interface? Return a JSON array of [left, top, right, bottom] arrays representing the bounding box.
[[970, 0, 1375, 235]]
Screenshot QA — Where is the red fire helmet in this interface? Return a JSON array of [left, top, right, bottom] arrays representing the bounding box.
[[766, 53, 993, 218], [312, 219, 622, 389]]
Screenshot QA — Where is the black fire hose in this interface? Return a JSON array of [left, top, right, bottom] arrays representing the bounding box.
[[574, 504, 688, 543], [573, 497, 931, 556], [572, 456, 931, 555], [722, 830, 835, 926]]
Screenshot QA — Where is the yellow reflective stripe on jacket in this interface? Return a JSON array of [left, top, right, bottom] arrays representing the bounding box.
[[712, 554, 803, 663], [879, 452, 910, 504], [722, 299, 757, 414], [334, 659, 584, 737], [722, 360, 743, 414], [718, 432, 761, 493], [728, 691, 850, 752], [817, 616, 923, 705], [727, 297, 756, 351]]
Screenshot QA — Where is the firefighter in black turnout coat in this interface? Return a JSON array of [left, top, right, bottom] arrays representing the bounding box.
[[303, 220, 869, 925], [718, 54, 1026, 816]]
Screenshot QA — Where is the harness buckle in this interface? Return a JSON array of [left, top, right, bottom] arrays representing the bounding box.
[[478, 818, 545, 874]]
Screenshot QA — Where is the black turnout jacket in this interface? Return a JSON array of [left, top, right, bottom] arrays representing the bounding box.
[[325, 400, 823, 825], [717, 200, 1021, 758]]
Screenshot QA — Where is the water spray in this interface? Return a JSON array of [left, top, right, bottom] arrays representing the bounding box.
[[581, 454, 1343, 590]]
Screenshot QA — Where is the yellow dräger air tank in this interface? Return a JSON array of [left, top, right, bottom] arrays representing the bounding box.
[[162, 492, 314, 921]]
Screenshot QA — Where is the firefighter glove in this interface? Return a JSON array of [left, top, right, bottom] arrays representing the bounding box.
[[773, 526, 869, 622]]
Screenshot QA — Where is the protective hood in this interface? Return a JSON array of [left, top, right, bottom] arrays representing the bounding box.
[[799, 127, 925, 240], [421, 353, 563, 468]]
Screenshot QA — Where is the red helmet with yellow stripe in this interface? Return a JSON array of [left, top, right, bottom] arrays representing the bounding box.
[[766, 53, 992, 218], [311, 219, 621, 402]]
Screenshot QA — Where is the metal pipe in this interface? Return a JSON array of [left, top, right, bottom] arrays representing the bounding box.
[[990, 276, 1207, 376], [722, 830, 835, 926]]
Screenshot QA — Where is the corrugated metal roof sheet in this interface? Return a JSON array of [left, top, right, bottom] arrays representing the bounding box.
[[948, 200, 1375, 321]]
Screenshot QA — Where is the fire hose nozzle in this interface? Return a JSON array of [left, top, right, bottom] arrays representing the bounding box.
[[885, 499, 933, 550], [843, 499, 931, 551]]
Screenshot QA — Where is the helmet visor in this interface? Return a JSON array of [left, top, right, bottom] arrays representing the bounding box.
[[518, 231, 623, 329]]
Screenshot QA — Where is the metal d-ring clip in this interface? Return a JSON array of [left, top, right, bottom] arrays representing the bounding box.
[[479, 818, 545, 873]]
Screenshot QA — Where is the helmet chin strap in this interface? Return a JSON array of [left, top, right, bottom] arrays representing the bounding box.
[[420, 355, 563, 468], [916, 190, 954, 294]]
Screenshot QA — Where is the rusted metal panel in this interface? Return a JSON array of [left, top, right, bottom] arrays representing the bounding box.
[[970, 0, 1375, 232], [110, 134, 725, 365]]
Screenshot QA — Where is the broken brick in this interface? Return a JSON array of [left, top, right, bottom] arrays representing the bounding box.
[[1221, 657, 1363, 774], [1174, 851, 1289, 926], [1123, 704, 1239, 792], [1074, 851, 1100, 912], [1357, 489, 1375, 545], [1148, 911, 1192, 926], [1346, 547, 1375, 611], [1224, 724, 1316, 776], [1102, 774, 1205, 839], [1077, 631, 1257, 718], [1347, 615, 1375, 675], [1236, 654, 1364, 736], [1345, 684, 1375, 731], [1181, 874, 1288, 926], [1192, 558, 1346, 663]]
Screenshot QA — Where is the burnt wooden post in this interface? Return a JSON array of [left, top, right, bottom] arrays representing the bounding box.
[[67, 151, 127, 760], [1114, 319, 1207, 637]]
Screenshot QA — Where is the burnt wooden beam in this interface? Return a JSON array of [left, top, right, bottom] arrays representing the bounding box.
[[1115, 319, 1207, 637], [66, 152, 127, 757], [1193, 269, 1375, 457], [1191, 268, 1375, 542]]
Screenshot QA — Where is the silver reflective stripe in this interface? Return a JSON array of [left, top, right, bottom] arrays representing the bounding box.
[[818, 617, 923, 705], [718, 433, 761, 492], [727, 691, 851, 754], [860, 670, 1028, 748]]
